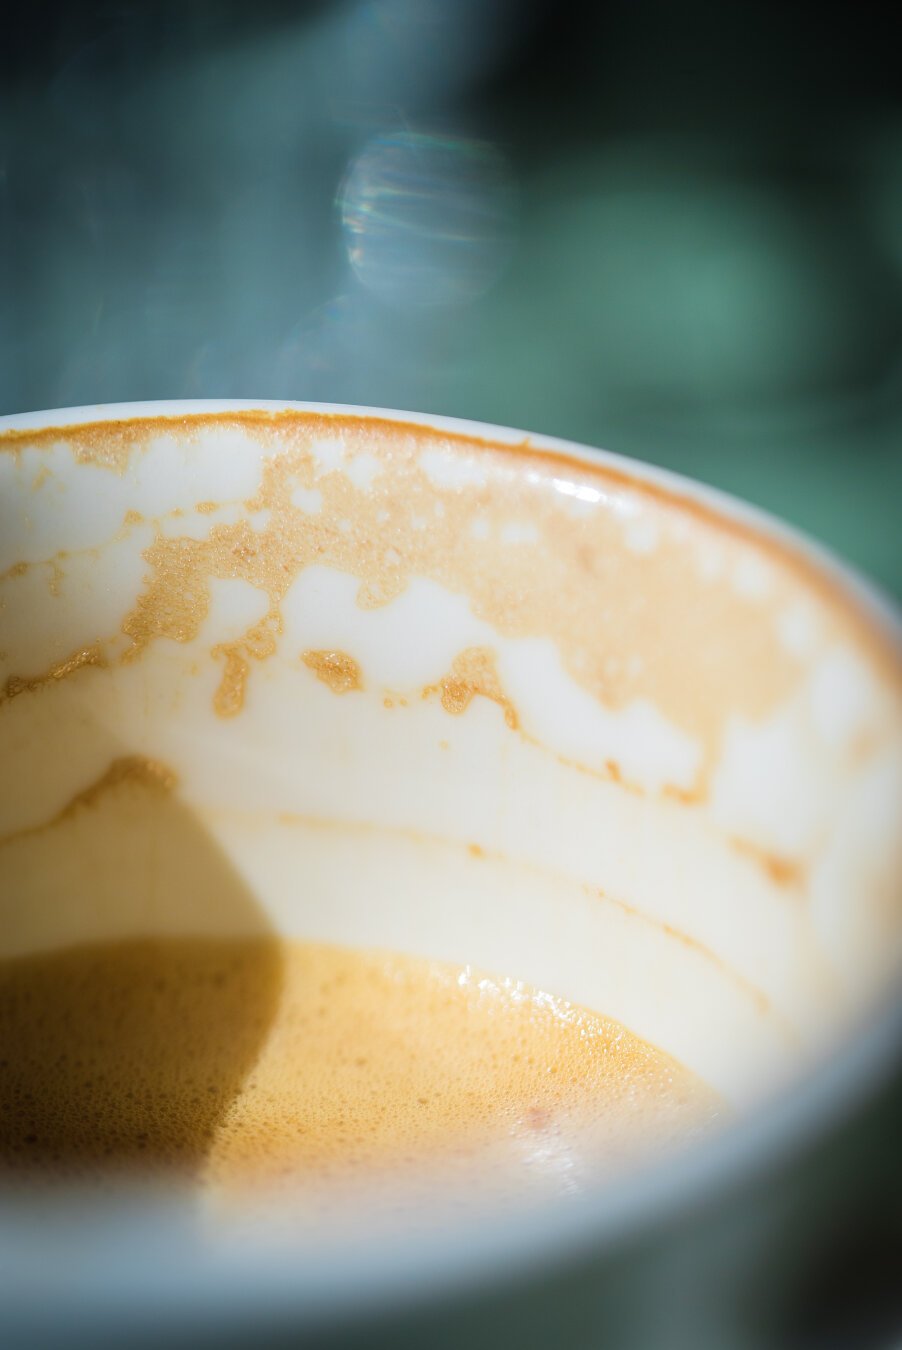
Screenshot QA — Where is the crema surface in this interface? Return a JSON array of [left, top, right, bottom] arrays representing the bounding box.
[[0, 937, 719, 1205]]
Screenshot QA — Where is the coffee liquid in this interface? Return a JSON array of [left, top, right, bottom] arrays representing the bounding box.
[[0, 937, 719, 1202]]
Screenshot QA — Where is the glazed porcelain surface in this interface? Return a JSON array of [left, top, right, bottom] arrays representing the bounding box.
[[2, 402, 901, 1105], [1, 402, 901, 1342]]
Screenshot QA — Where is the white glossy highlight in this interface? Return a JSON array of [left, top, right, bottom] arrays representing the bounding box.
[[551, 476, 602, 505]]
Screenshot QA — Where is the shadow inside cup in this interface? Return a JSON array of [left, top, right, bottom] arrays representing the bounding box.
[[0, 724, 284, 1190]]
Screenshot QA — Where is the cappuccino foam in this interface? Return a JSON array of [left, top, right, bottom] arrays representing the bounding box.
[[0, 938, 720, 1205]]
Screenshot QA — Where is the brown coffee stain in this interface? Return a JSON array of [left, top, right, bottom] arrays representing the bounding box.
[[659, 920, 776, 1021], [302, 649, 362, 695], [599, 757, 648, 796], [729, 838, 804, 889], [662, 784, 705, 806], [122, 533, 213, 652], [73, 425, 148, 473], [3, 407, 895, 666], [115, 426, 793, 787], [0, 755, 177, 850], [212, 618, 280, 719], [47, 561, 64, 597], [427, 647, 519, 731], [0, 643, 105, 707], [584, 883, 785, 1032], [70, 754, 177, 805], [211, 650, 248, 719], [3, 409, 901, 811], [518, 735, 646, 797], [123, 509, 143, 526], [196, 501, 218, 515], [3, 405, 896, 664], [0, 416, 187, 474]]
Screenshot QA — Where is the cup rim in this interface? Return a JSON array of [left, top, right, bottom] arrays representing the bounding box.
[[3, 397, 899, 652], [1, 399, 900, 1333]]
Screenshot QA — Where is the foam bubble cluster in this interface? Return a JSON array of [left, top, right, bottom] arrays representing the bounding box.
[[0, 938, 721, 1203]]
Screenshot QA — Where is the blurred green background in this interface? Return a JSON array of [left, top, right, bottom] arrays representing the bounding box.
[[1, 0, 900, 593]]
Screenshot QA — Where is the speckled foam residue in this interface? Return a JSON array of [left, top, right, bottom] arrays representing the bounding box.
[[2, 410, 900, 966], [301, 649, 362, 695], [4, 409, 897, 800], [108, 426, 803, 778], [0, 937, 721, 1199]]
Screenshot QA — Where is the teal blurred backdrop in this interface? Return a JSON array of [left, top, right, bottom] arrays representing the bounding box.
[[1, 1, 900, 592]]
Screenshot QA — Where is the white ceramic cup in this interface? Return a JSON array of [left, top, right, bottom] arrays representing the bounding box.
[[1, 402, 900, 1348]]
